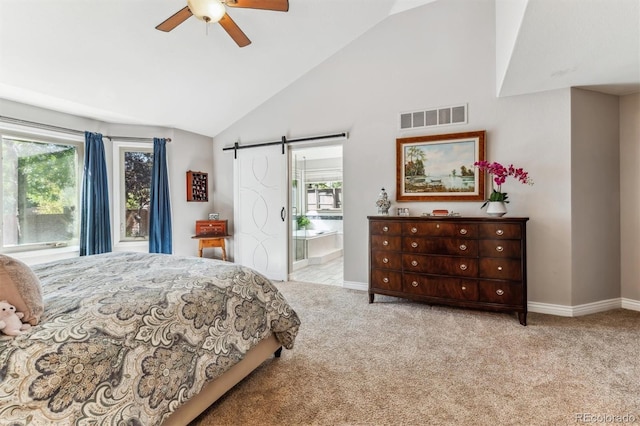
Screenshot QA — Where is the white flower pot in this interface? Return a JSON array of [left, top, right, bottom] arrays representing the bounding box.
[[486, 201, 507, 217]]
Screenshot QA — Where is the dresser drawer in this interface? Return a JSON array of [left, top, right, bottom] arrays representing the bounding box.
[[403, 222, 477, 238], [371, 251, 402, 270], [403, 254, 478, 277], [370, 221, 402, 236], [403, 237, 478, 256], [195, 220, 227, 236], [479, 223, 522, 239], [479, 258, 522, 281], [403, 274, 479, 301], [479, 240, 521, 258], [371, 269, 402, 292], [371, 235, 402, 251], [478, 281, 523, 305]]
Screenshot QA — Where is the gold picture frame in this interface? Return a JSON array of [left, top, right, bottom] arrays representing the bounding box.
[[396, 130, 486, 202]]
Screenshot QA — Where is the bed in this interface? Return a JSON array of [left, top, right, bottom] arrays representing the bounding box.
[[0, 252, 300, 425]]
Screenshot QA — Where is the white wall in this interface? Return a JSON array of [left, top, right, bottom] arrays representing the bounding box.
[[570, 89, 621, 305], [495, 0, 529, 95], [620, 93, 640, 303], [1, 99, 214, 263], [213, 0, 577, 307]]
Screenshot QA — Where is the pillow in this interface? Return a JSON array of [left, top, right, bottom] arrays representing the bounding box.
[[0, 255, 44, 325]]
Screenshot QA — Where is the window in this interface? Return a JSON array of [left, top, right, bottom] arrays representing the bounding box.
[[115, 144, 153, 242], [306, 182, 342, 211], [1, 134, 82, 252]]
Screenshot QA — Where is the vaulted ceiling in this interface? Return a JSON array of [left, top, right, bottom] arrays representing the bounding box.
[[0, 0, 637, 138]]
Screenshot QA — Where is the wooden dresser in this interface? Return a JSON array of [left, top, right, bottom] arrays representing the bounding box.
[[368, 216, 529, 325]]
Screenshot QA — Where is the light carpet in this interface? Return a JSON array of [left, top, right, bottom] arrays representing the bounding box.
[[191, 281, 640, 426]]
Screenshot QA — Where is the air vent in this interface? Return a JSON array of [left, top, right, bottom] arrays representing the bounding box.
[[399, 103, 467, 131]]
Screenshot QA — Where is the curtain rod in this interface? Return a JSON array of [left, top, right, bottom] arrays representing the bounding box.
[[0, 115, 172, 142], [223, 132, 348, 159]]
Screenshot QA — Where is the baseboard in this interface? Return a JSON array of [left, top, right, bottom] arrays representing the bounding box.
[[343, 281, 367, 292], [529, 297, 640, 317], [340, 282, 640, 317], [622, 298, 640, 312], [527, 302, 576, 317]]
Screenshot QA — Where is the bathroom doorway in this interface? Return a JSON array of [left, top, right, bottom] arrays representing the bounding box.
[[288, 144, 343, 286]]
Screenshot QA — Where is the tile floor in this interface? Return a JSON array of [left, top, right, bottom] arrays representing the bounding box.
[[289, 256, 344, 286]]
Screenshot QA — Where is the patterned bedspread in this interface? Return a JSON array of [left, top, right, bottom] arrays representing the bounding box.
[[0, 252, 300, 425]]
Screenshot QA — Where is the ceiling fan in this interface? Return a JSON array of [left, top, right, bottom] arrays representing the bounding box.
[[156, 0, 289, 47]]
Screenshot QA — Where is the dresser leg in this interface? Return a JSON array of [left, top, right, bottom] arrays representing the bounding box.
[[369, 293, 374, 303], [518, 312, 527, 326]]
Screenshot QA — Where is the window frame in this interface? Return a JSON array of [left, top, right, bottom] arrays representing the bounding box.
[[0, 126, 84, 254], [112, 141, 153, 247]]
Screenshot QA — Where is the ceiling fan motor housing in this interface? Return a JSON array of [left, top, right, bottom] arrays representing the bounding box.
[[187, 0, 226, 23]]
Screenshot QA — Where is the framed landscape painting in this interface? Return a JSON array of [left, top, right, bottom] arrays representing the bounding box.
[[396, 130, 485, 201]]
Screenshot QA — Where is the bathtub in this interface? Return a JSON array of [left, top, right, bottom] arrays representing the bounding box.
[[292, 229, 343, 268]]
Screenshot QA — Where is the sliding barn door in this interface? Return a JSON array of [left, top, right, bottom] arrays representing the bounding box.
[[233, 145, 288, 281]]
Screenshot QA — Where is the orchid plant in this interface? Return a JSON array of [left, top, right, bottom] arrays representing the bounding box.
[[474, 161, 533, 208]]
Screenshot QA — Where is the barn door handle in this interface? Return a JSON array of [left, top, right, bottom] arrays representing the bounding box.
[[281, 207, 286, 221]]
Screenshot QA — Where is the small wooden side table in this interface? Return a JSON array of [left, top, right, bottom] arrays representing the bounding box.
[[192, 235, 229, 261]]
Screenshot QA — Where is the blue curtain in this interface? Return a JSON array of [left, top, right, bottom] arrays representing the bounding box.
[[149, 138, 173, 254], [80, 132, 112, 256]]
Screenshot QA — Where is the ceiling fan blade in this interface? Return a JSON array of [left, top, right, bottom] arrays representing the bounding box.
[[219, 13, 251, 47], [156, 6, 193, 32], [225, 0, 289, 12]]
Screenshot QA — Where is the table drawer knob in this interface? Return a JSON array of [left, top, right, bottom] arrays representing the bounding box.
[[411, 281, 419, 287], [459, 228, 468, 235], [411, 227, 418, 234], [461, 286, 467, 291], [411, 241, 418, 248], [496, 229, 504, 236], [496, 246, 504, 252], [383, 257, 389, 264], [498, 266, 503, 271], [383, 277, 389, 283], [411, 260, 418, 267], [383, 240, 389, 246], [459, 264, 467, 271], [459, 244, 467, 251], [382, 226, 389, 232], [496, 289, 504, 296]]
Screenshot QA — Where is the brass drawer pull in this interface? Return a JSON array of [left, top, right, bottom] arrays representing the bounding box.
[[496, 229, 504, 236], [383, 277, 389, 283], [411, 260, 418, 267], [496, 289, 504, 296], [411, 227, 418, 234], [459, 264, 467, 271], [382, 258, 389, 264], [496, 246, 504, 252], [459, 228, 468, 235], [411, 241, 418, 248], [459, 244, 467, 251], [411, 281, 419, 287], [383, 226, 389, 232], [383, 240, 389, 246]]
